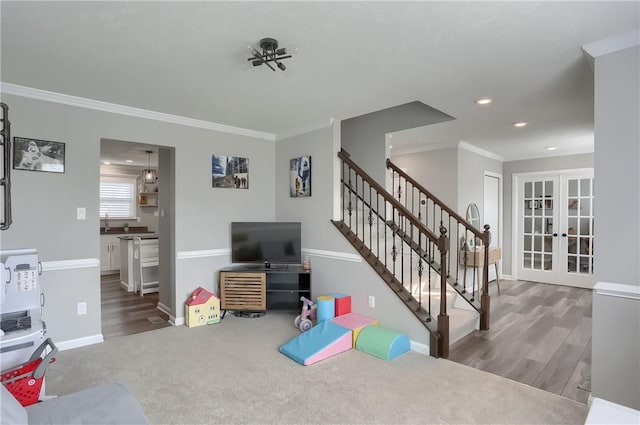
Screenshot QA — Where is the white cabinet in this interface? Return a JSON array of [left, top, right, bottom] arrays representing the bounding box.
[[100, 235, 121, 273]]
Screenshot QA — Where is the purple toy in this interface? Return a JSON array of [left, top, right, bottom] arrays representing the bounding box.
[[294, 296, 317, 332]]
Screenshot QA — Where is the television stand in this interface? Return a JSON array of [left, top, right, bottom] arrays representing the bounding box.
[[219, 265, 311, 316]]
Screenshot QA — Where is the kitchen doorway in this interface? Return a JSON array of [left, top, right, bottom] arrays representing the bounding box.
[[99, 139, 176, 338]]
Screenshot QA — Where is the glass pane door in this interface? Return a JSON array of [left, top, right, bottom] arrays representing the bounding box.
[[517, 170, 594, 288], [521, 176, 558, 282], [564, 175, 595, 279]]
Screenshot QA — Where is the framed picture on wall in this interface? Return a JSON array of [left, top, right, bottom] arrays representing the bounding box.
[[13, 137, 65, 173], [290, 156, 311, 197], [212, 155, 249, 189]]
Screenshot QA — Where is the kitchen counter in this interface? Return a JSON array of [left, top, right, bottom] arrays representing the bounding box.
[[117, 234, 158, 240], [100, 226, 153, 235]]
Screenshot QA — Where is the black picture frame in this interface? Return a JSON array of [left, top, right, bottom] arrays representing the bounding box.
[[13, 137, 66, 173]]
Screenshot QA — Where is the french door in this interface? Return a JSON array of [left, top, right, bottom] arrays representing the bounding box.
[[516, 170, 594, 288]]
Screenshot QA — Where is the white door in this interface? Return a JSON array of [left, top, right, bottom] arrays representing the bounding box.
[[484, 173, 501, 281], [516, 170, 594, 288]]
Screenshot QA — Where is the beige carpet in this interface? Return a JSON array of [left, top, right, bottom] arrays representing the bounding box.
[[45, 312, 587, 424]]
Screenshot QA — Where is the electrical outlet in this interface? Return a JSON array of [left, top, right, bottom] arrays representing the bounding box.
[[76, 207, 86, 220], [77, 302, 87, 315], [368, 296, 375, 308]]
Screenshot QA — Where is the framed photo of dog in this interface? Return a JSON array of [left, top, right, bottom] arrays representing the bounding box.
[[13, 137, 66, 173]]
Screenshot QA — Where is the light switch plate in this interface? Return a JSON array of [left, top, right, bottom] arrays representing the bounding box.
[[77, 207, 86, 220]]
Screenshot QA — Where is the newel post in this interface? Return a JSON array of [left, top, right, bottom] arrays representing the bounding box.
[[438, 224, 450, 358], [480, 224, 491, 331]]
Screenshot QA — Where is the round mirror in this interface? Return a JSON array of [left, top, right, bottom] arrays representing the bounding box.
[[466, 203, 480, 229]]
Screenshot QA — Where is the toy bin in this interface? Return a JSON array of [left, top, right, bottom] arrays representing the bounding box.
[[0, 338, 58, 406]]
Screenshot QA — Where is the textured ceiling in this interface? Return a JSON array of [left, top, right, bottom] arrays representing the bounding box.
[[1, 1, 638, 161]]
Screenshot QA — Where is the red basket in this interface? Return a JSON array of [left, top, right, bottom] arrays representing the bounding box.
[[1, 338, 57, 406]]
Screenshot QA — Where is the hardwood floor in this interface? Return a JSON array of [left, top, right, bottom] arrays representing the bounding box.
[[449, 279, 592, 404], [100, 273, 170, 339]]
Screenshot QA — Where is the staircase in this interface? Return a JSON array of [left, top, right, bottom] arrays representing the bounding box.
[[333, 149, 492, 358]]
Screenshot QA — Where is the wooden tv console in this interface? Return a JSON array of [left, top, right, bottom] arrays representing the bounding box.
[[219, 265, 311, 315]]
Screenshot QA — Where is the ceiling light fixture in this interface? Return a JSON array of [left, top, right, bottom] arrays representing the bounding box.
[[475, 97, 493, 105], [513, 121, 528, 128], [142, 150, 157, 184], [125, 159, 134, 163], [546, 146, 557, 151], [247, 38, 294, 72]]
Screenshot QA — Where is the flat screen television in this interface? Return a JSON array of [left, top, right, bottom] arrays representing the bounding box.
[[231, 222, 302, 267]]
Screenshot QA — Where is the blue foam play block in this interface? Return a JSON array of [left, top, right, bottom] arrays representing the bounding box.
[[279, 320, 352, 365]]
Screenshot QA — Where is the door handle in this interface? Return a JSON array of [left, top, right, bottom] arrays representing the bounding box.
[[553, 233, 558, 237], [562, 233, 567, 237]]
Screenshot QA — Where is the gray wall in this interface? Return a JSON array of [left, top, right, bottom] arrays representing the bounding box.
[[275, 126, 343, 250], [1, 93, 275, 343], [593, 47, 640, 286], [457, 146, 503, 226], [341, 102, 453, 188], [590, 45, 640, 409], [391, 147, 458, 209], [502, 153, 594, 276], [158, 147, 175, 313]]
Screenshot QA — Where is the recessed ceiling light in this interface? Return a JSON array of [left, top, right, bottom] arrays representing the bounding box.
[[475, 97, 493, 105], [546, 146, 557, 151], [513, 121, 528, 128], [126, 160, 134, 163], [103, 161, 111, 165]]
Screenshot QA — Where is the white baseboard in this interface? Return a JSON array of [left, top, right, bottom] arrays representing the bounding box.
[[501, 274, 514, 280], [410, 340, 430, 355], [57, 334, 104, 351], [156, 302, 181, 326], [586, 397, 640, 424], [156, 301, 171, 316]]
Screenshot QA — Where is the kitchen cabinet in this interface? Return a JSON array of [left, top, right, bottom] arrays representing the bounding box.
[[100, 234, 121, 273]]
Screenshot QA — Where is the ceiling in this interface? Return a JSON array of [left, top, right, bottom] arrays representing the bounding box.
[[1, 1, 638, 162]]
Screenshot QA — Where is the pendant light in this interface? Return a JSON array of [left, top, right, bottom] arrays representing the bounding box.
[[142, 150, 157, 183]]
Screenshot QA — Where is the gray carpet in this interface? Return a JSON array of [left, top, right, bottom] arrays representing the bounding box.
[[45, 312, 587, 424]]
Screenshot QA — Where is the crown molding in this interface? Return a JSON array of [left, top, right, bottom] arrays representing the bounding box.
[[458, 141, 504, 162], [391, 141, 458, 156], [275, 118, 335, 141], [0, 82, 275, 141]]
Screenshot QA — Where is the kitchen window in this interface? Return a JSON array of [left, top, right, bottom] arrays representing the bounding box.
[[100, 175, 137, 219]]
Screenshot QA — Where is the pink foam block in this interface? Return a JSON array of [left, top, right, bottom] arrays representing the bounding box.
[[331, 312, 378, 330], [305, 330, 353, 365]]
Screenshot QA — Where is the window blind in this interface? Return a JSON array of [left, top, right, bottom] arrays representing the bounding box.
[[100, 175, 136, 219]]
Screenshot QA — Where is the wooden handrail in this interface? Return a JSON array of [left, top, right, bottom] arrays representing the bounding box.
[[386, 157, 488, 243], [339, 149, 440, 245]]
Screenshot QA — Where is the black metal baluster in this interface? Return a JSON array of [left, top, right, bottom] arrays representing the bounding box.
[[427, 239, 432, 322], [447, 215, 452, 278], [417, 230, 423, 308], [347, 167, 353, 229]]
